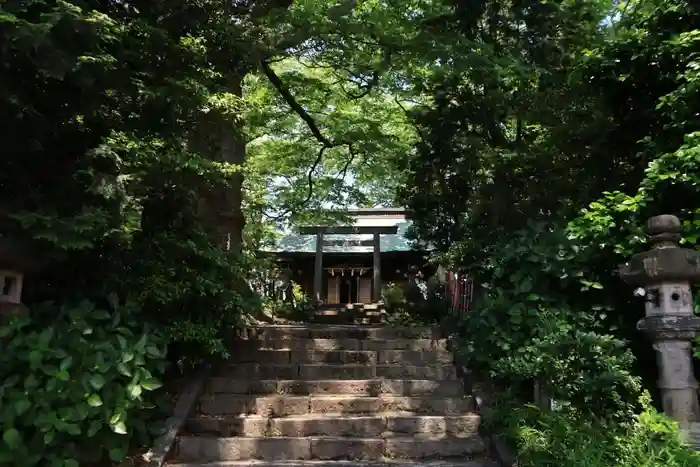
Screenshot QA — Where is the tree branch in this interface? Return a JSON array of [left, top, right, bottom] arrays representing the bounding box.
[[261, 60, 334, 147], [336, 145, 358, 180], [261, 59, 362, 220]]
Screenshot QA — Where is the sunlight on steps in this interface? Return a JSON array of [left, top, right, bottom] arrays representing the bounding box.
[[166, 313, 495, 467]]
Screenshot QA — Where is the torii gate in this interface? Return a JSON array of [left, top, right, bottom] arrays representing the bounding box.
[[298, 225, 398, 304]]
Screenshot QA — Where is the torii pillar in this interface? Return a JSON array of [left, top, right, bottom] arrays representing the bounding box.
[[299, 225, 398, 307]]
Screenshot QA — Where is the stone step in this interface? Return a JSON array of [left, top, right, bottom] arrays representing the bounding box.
[[220, 363, 456, 380], [232, 350, 377, 365], [230, 350, 453, 365], [240, 325, 442, 341], [169, 461, 492, 467], [235, 338, 448, 352], [311, 315, 384, 325], [311, 310, 387, 325], [186, 413, 481, 438], [315, 310, 386, 317], [205, 379, 465, 397], [689, 421, 700, 450], [198, 395, 474, 416], [173, 435, 485, 462]]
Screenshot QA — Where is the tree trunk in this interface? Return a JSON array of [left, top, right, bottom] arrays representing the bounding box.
[[216, 73, 247, 254]]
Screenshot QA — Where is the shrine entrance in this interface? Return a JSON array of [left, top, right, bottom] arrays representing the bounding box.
[[298, 225, 399, 305], [326, 266, 371, 304]]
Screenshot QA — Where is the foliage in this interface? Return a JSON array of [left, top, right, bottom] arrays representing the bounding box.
[[6, 0, 700, 462], [0, 0, 258, 370], [510, 402, 700, 467], [453, 222, 643, 424], [0, 297, 168, 467], [245, 59, 417, 225], [381, 279, 447, 326], [395, 0, 700, 461], [382, 282, 407, 313], [380, 282, 415, 326], [250, 263, 315, 323]]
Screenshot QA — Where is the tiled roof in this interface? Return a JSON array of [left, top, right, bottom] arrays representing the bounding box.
[[265, 212, 427, 253]]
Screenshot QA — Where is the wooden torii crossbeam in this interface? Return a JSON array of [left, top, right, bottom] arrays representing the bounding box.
[[298, 225, 399, 304], [298, 226, 398, 235]]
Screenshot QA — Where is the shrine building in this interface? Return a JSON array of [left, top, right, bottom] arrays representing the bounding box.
[[263, 208, 431, 306]]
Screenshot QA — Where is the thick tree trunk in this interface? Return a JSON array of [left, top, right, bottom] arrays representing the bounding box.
[[215, 73, 247, 254]]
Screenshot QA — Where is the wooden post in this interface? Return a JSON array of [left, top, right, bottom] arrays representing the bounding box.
[[372, 233, 381, 302], [314, 233, 324, 304]]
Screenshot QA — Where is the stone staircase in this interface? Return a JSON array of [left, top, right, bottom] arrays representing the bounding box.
[[168, 324, 492, 467]]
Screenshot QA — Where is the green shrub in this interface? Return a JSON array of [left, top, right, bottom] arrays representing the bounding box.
[[257, 282, 315, 323], [510, 402, 700, 467], [0, 296, 169, 467], [381, 283, 416, 325], [453, 223, 643, 424], [412, 278, 449, 324], [382, 282, 407, 313], [118, 230, 249, 370]]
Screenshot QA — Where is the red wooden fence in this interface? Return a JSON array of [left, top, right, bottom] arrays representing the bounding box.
[[444, 270, 475, 316]]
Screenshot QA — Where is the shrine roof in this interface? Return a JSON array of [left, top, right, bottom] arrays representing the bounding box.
[[264, 208, 428, 254]]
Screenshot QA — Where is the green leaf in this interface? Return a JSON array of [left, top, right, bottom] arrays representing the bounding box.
[[109, 446, 128, 462], [89, 374, 106, 390], [92, 309, 111, 320], [14, 399, 31, 416], [146, 345, 162, 358], [3, 428, 21, 450], [128, 384, 142, 399], [28, 350, 42, 367], [140, 378, 163, 391], [64, 459, 79, 467], [44, 430, 55, 444], [87, 421, 102, 437], [56, 370, 70, 381], [64, 423, 81, 436], [117, 362, 132, 377], [87, 393, 103, 407], [122, 350, 135, 363], [111, 421, 127, 435], [111, 311, 121, 328], [109, 410, 125, 426], [60, 356, 73, 371], [135, 333, 148, 350], [117, 334, 127, 350], [75, 404, 90, 420], [107, 292, 119, 310]]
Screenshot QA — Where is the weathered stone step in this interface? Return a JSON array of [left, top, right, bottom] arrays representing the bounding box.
[[173, 435, 485, 462], [230, 350, 453, 365], [311, 315, 384, 325], [241, 325, 442, 341], [205, 379, 465, 397], [169, 459, 492, 467], [311, 310, 387, 325], [232, 350, 377, 365], [220, 363, 456, 380], [314, 311, 385, 317], [198, 395, 473, 416], [236, 338, 448, 352], [187, 413, 480, 437]]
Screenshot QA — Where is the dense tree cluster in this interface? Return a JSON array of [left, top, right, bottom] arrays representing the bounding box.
[[3, 0, 700, 465]]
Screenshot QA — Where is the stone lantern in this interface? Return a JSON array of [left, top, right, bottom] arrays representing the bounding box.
[[0, 236, 43, 317], [618, 214, 700, 431]]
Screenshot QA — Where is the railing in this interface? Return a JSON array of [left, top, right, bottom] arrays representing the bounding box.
[[444, 271, 475, 317]]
